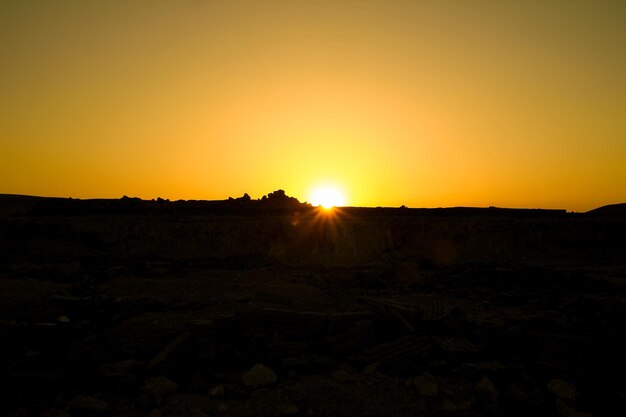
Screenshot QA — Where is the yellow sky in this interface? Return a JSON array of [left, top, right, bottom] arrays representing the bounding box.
[[1, 0, 625, 211]]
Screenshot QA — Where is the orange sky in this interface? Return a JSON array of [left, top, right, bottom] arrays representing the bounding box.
[[1, 1, 625, 211]]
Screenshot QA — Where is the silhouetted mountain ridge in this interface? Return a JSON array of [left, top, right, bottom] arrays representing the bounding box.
[[1, 193, 624, 217]]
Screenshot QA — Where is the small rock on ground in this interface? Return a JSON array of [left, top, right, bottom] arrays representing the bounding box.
[[242, 364, 277, 388]]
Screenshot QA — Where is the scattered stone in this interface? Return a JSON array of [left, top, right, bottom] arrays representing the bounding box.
[[190, 409, 209, 417], [275, 403, 299, 415], [332, 370, 356, 383], [65, 396, 110, 416], [362, 364, 379, 375], [242, 364, 277, 388], [437, 400, 471, 411], [209, 384, 225, 397], [475, 376, 498, 406], [142, 376, 178, 406], [555, 399, 592, 417], [146, 410, 162, 417], [508, 382, 530, 402], [217, 403, 229, 412], [548, 379, 577, 401], [410, 373, 438, 397], [112, 397, 133, 413]]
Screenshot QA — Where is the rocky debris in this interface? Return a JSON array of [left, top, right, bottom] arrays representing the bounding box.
[[208, 384, 225, 397], [260, 189, 301, 208], [507, 382, 530, 403], [65, 396, 110, 417], [275, 403, 300, 415], [147, 393, 213, 417], [475, 376, 498, 408], [548, 379, 577, 401], [555, 399, 592, 417], [436, 398, 472, 412], [3, 233, 626, 417], [332, 369, 357, 383], [142, 377, 178, 406], [242, 364, 277, 388], [362, 364, 379, 375], [409, 372, 438, 397]]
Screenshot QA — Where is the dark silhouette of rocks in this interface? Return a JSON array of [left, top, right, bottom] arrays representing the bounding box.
[[260, 189, 302, 208], [228, 193, 251, 202]]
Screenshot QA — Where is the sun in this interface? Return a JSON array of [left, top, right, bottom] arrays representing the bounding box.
[[309, 185, 347, 209]]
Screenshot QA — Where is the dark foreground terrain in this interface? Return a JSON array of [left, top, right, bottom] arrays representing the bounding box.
[[1, 194, 625, 417]]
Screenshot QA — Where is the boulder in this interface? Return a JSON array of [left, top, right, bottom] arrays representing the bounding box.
[[242, 364, 277, 388], [410, 373, 438, 397], [65, 396, 110, 417], [142, 376, 178, 406], [475, 376, 498, 406], [548, 379, 577, 401]]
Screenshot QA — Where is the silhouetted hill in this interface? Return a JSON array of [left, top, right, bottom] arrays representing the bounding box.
[[0, 193, 568, 218], [0, 191, 308, 217], [586, 202, 626, 216], [1, 193, 624, 267]]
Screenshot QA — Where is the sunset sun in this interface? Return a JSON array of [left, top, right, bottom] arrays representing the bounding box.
[[309, 185, 347, 209]]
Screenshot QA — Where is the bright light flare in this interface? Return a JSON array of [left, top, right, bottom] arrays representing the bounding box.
[[309, 185, 347, 209]]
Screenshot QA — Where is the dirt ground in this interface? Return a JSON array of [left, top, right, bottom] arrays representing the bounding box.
[[1, 200, 625, 416], [2, 258, 626, 417]]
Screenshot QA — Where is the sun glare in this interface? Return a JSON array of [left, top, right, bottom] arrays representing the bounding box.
[[309, 185, 347, 209]]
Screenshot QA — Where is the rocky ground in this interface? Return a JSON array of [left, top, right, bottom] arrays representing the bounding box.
[[1, 197, 625, 417], [3, 259, 626, 417]]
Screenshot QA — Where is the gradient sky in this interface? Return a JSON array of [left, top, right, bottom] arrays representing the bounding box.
[[1, 0, 625, 211]]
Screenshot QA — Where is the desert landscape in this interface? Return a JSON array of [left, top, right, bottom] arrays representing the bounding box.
[[3, 1, 625, 416], [1, 193, 625, 417]]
